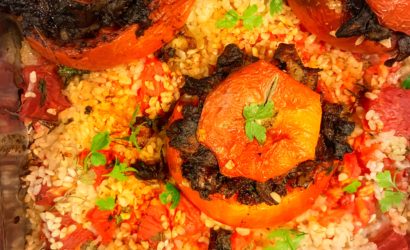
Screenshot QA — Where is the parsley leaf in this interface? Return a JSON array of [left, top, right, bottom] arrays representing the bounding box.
[[244, 101, 275, 120], [266, 228, 306, 250], [129, 125, 142, 151], [57, 66, 89, 85], [90, 152, 107, 166], [270, 0, 283, 15], [159, 183, 181, 209], [343, 179, 362, 194], [402, 76, 410, 90], [245, 120, 267, 143], [375, 171, 396, 189], [90, 131, 111, 152], [84, 131, 111, 170], [379, 190, 406, 212], [96, 197, 116, 211], [106, 161, 137, 182], [38, 79, 47, 107], [129, 105, 140, 128], [216, 10, 240, 29], [217, 5, 262, 30], [243, 75, 278, 144]]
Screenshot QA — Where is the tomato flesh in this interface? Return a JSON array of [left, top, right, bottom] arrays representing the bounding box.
[[198, 61, 322, 182], [287, 0, 390, 54]]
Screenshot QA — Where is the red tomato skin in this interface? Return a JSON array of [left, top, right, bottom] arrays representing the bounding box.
[[86, 208, 116, 244], [362, 86, 410, 139], [370, 225, 409, 250], [287, 0, 390, 54], [60, 227, 94, 250], [20, 64, 71, 121], [366, 0, 410, 35]]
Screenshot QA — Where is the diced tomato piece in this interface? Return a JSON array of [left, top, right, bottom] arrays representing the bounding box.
[[343, 153, 362, 178], [20, 64, 71, 121], [370, 225, 409, 250], [92, 166, 111, 187], [60, 227, 95, 250], [173, 196, 206, 236], [137, 202, 168, 243], [86, 208, 116, 244], [231, 232, 254, 250], [362, 86, 410, 139], [36, 185, 67, 207]]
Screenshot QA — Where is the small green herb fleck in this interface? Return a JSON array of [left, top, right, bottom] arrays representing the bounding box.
[[159, 183, 181, 209], [129, 125, 142, 151], [343, 179, 362, 194], [115, 215, 123, 224], [38, 79, 47, 107], [84, 131, 111, 170], [376, 170, 407, 212], [265, 228, 306, 250], [90, 131, 111, 152], [106, 160, 137, 182], [402, 76, 410, 90], [216, 9, 240, 29], [379, 190, 406, 212], [129, 105, 140, 128], [58, 66, 89, 85], [96, 197, 116, 211], [217, 5, 263, 30], [243, 75, 278, 144], [270, 0, 283, 15]]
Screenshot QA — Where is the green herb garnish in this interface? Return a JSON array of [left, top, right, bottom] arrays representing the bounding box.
[[105, 160, 137, 182], [128, 105, 144, 151], [38, 78, 47, 107], [265, 228, 306, 250], [96, 196, 116, 211], [243, 75, 278, 144], [58, 66, 89, 85], [84, 131, 111, 170], [375, 170, 407, 212], [402, 76, 410, 90], [217, 5, 263, 30], [343, 179, 362, 194], [270, 0, 283, 15], [159, 183, 181, 209]]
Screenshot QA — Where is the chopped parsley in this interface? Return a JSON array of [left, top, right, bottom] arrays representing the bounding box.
[[343, 179, 362, 194], [265, 228, 306, 250], [105, 160, 137, 182], [84, 131, 111, 170], [375, 170, 407, 212], [38, 78, 47, 107], [159, 183, 181, 209], [270, 0, 283, 15], [217, 5, 263, 30], [243, 75, 278, 144], [96, 196, 116, 211], [58, 66, 89, 85], [128, 105, 143, 151], [402, 76, 410, 90]]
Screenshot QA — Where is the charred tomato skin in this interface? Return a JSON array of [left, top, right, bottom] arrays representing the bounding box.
[[166, 135, 332, 228], [26, 0, 195, 70], [366, 0, 410, 35], [287, 0, 390, 54]]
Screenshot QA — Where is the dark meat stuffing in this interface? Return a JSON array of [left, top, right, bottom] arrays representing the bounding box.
[[0, 0, 152, 45], [208, 229, 232, 250], [335, 0, 410, 66], [167, 44, 352, 206]]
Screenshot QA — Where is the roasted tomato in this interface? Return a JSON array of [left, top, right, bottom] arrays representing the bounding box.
[[366, 0, 410, 35], [287, 0, 390, 54], [25, 0, 195, 70], [20, 64, 71, 122], [166, 61, 331, 228]]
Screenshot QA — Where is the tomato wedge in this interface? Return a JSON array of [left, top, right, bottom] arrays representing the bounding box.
[[26, 0, 195, 70], [366, 0, 410, 35], [287, 0, 390, 54], [198, 61, 322, 182], [166, 144, 332, 228]]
